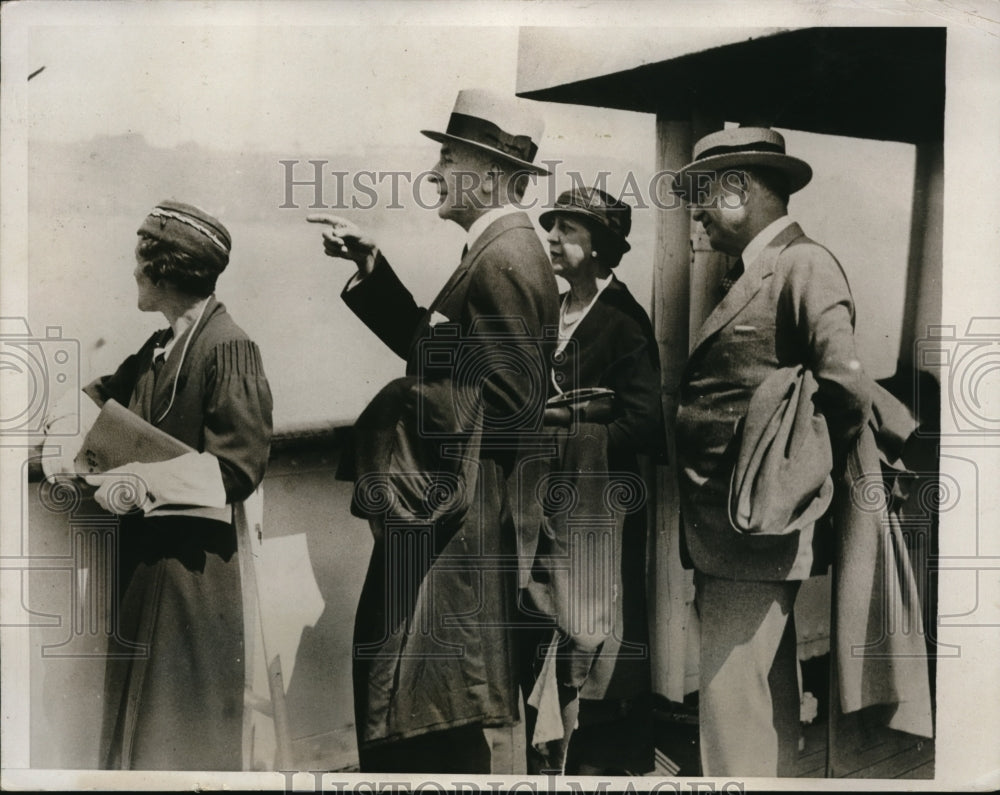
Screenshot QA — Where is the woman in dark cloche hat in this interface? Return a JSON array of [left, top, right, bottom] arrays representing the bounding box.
[[522, 187, 665, 775]]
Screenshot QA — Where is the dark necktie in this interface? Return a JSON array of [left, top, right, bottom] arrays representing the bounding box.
[[718, 257, 745, 300], [152, 330, 173, 377], [461, 244, 469, 261]]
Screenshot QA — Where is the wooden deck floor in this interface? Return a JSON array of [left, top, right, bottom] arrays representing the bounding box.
[[649, 696, 934, 780], [316, 682, 935, 780], [319, 713, 934, 779], [791, 717, 934, 779]]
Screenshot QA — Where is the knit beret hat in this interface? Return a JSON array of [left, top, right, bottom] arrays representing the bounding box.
[[137, 200, 231, 271]]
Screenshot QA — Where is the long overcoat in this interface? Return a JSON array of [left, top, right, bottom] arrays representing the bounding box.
[[342, 211, 560, 748]]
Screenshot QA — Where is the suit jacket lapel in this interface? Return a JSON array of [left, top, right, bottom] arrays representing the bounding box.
[[426, 211, 533, 316], [690, 222, 804, 354], [427, 255, 473, 316]]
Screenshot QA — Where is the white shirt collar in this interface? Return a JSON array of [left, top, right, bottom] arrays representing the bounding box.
[[156, 295, 212, 359], [740, 215, 796, 270], [466, 205, 520, 252]]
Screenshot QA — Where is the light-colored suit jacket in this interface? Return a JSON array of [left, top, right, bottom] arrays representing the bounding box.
[[676, 221, 871, 581]]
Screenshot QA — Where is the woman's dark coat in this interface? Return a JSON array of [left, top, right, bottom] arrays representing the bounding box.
[[85, 297, 273, 770]]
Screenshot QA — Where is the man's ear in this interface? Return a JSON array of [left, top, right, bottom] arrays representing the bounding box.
[[719, 168, 751, 210], [733, 168, 752, 191], [482, 163, 501, 197]]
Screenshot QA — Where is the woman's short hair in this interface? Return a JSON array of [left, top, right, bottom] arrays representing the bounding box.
[[136, 233, 225, 297], [587, 223, 627, 269]]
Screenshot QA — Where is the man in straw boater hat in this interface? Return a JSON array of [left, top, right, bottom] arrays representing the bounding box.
[[670, 127, 883, 776], [309, 89, 559, 773]]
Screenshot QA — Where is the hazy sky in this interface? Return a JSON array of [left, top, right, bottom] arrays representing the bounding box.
[[26, 21, 652, 161], [28, 26, 513, 151], [17, 4, 930, 398], [8, 2, 995, 406]]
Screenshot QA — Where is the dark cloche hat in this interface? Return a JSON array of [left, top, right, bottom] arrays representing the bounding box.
[[539, 187, 632, 253]]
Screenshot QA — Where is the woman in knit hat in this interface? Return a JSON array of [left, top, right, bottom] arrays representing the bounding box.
[[48, 200, 273, 770]]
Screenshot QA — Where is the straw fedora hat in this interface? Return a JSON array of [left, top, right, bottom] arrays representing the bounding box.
[[421, 88, 549, 176], [672, 127, 812, 198]]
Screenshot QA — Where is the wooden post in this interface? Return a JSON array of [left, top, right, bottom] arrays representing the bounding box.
[[268, 657, 295, 770], [648, 116, 693, 702], [649, 113, 726, 703], [900, 141, 944, 370]]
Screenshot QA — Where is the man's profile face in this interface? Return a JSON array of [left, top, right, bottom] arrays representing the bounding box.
[[690, 169, 752, 257], [429, 142, 491, 229]]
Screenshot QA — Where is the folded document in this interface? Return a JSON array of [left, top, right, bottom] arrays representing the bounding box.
[[74, 398, 193, 474]]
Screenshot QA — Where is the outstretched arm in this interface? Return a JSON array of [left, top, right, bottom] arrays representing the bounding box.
[[308, 214, 427, 359]]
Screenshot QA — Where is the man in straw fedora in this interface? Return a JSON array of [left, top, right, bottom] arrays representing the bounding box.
[[309, 88, 559, 773], [670, 127, 878, 776]]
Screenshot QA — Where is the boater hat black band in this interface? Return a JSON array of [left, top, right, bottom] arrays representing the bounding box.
[[696, 141, 786, 160], [671, 127, 813, 198]]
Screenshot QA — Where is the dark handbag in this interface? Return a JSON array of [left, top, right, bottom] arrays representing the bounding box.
[[545, 387, 617, 424]]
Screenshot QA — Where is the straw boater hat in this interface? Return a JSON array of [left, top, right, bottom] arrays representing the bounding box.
[[672, 127, 812, 198], [539, 187, 632, 254], [421, 88, 548, 176]]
